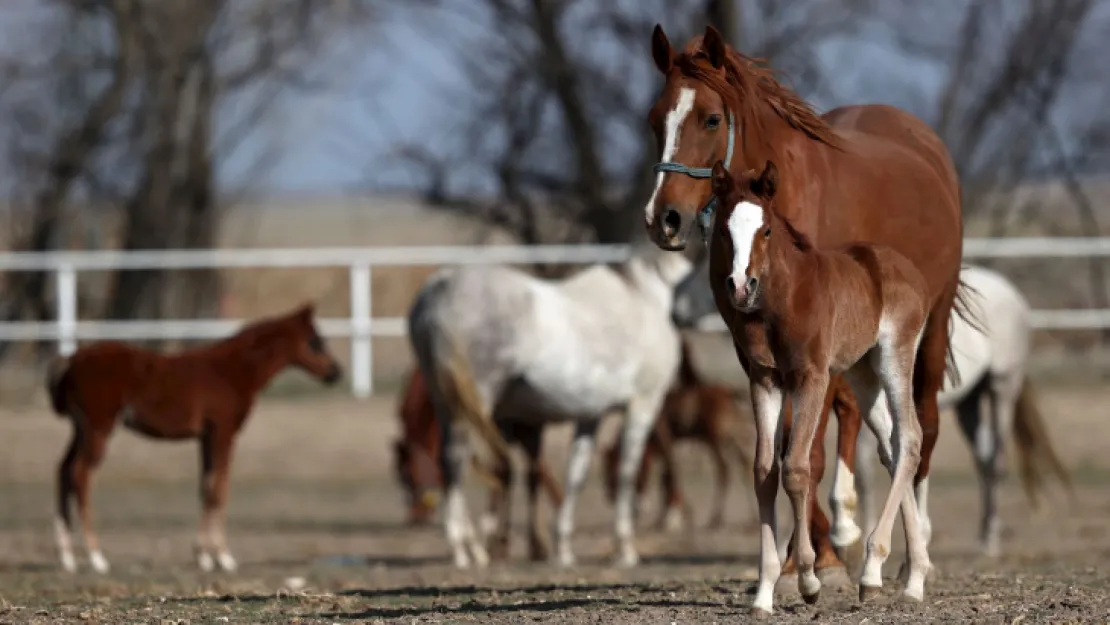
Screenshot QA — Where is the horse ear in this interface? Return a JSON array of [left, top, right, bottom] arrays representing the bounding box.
[[753, 160, 778, 200], [652, 24, 674, 74], [703, 25, 727, 69], [296, 301, 315, 321], [711, 161, 731, 197]]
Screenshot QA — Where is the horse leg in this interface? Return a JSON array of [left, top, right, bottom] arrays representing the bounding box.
[[956, 375, 1005, 558], [554, 420, 600, 567], [781, 396, 833, 577], [853, 427, 879, 541], [651, 419, 686, 533], [54, 419, 82, 573], [858, 339, 930, 603], [196, 426, 240, 572], [614, 394, 666, 568], [484, 421, 515, 562], [705, 432, 730, 530], [72, 429, 110, 574], [517, 423, 551, 562], [911, 292, 957, 559], [808, 388, 842, 575], [828, 377, 865, 576], [748, 370, 785, 616], [781, 368, 830, 605]]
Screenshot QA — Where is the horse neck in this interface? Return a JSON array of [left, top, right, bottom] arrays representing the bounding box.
[[217, 332, 294, 394], [762, 222, 813, 319], [623, 257, 673, 312]]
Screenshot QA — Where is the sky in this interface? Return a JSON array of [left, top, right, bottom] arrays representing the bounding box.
[[219, 5, 947, 199]]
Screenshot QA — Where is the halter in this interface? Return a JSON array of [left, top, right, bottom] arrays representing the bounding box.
[[651, 111, 736, 241]]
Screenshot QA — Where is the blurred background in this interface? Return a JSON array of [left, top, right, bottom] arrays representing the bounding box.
[[0, 0, 1107, 394], [0, 0, 1107, 589]]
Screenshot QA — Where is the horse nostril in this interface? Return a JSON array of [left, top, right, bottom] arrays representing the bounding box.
[[747, 277, 759, 293], [662, 208, 682, 232], [725, 276, 736, 294]]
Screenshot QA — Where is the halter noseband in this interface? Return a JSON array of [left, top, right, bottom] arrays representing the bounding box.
[[651, 111, 736, 241]]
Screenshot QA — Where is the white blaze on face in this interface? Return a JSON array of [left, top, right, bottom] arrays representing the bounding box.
[[644, 87, 697, 225], [726, 201, 765, 281]]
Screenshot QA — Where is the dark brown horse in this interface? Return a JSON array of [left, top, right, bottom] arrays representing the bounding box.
[[47, 303, 342, 574], [392, 367, 565, 561], [643, 26, 969, 614]]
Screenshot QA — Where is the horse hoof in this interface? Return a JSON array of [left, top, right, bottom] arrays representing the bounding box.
[[615, 550, 641, 569], [750, 607, 773, 619], [802, 590, 820, 605], [89, 551, 110, 574], [900, 588, 924, 603], [528, 541, 551, 563], [197, 551, 215, 572], [859, 584, 883, 603], [59, 552, 77, 574], [216, 552, 238, 573], [834, 538, 866, 580]]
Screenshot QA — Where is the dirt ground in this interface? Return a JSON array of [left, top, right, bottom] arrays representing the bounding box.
[[0, 383, 1108, 624]]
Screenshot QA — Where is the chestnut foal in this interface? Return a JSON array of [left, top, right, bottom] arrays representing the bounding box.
[[711, 161, 932, 613], [47, 303, 342, 573]]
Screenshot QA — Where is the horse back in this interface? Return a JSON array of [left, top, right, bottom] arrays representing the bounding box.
[[823, 104, 959, 199], [799, 104, 962, 305]]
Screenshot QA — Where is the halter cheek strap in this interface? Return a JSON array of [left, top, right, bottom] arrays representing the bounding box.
[[651, 111, 736, 242]]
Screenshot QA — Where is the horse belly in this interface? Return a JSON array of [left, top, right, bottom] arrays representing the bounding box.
[[512, 359, 635, 422]]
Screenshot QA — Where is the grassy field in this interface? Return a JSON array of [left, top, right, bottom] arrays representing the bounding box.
[[0, 381, 1107, 623]]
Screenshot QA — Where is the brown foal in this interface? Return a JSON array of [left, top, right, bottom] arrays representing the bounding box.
[[711, 161, 933, 612], [47, 303, 341, 573]]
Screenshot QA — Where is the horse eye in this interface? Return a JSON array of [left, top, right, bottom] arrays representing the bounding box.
[[763, 227, 771, 238], [705, 115, 721, 130], [308, 335, 324, 352]]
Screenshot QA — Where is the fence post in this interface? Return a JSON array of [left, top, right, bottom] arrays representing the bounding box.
[[56, 264, 77, 356], [350, 262, 372, 398]]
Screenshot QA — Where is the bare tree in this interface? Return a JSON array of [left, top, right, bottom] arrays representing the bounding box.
[[385, 0, 872, 269], [0, 0, 375, 355]]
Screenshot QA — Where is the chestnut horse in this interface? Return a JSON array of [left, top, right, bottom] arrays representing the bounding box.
[[392, 367, 565, 561], [711, 161, 932, 611], [644, 25, 971, 608], [47, 303, 342, 574]]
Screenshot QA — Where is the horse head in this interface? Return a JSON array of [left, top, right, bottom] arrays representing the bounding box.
[[281, 303, 343, 385], [710, 159, 783, 313], [644, 24, 739, 251]]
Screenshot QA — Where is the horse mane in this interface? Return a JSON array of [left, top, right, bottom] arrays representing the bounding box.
[[676, 36, 842, 149], [770, 205, 814, 252]]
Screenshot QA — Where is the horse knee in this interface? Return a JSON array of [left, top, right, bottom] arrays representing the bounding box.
[[782, 463, 810, 498]]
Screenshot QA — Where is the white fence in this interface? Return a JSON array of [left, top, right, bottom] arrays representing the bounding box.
[[0, 244, 631, 398], [1, 237, 1109, 397]]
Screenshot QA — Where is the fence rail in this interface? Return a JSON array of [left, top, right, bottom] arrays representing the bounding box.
[[2, 238, 1109, 398]]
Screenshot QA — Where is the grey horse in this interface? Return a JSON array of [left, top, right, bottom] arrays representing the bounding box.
[[408, 246, 693, 569]]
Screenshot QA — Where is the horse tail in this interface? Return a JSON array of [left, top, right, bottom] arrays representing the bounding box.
[[433, 327, 512, 470], [946, 272, 986, 387], [1012, 375, 1075, 508], [46, 356, 73, 417]]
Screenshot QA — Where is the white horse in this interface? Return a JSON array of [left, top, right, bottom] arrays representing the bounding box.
[[672, 261, 1073, 559], [853, 264, 1073, 558], [407, 247, 692, 569]]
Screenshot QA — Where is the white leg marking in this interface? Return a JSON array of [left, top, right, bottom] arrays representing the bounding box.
[[829, 455, 862, 548], [644, 87, 696, 223], [216, 551, 238, 572], [615, 404, 659, 568], [197, 551, 215, 572], [54, 516, 77, 573], [750, 380, 784, 615], [89, 549, 110, 574]]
